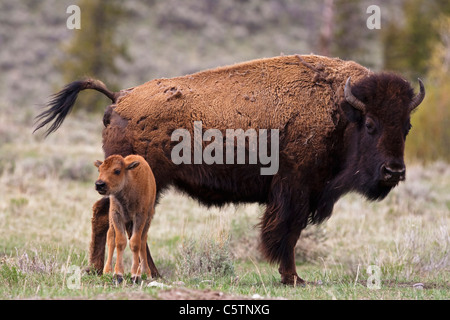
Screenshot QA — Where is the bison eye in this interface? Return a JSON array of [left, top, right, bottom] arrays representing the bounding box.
[[114, 169, 121, 175], [365, 118, 376, 134]]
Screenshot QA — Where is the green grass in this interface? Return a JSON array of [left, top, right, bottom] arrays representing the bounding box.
[[0, 107, 449, 300], [1, 246, 447, 300]]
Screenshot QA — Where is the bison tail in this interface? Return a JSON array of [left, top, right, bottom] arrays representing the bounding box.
[[34, 79, 118, 136]]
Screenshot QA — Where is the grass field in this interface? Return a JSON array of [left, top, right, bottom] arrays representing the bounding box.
[[0, 105, 449, 300]]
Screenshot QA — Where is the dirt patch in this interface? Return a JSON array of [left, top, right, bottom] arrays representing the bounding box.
[[158, 287, 252, 300], [92, 291, 157, 300]]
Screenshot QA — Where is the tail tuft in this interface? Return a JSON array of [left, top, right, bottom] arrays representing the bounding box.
[[34, 78, 118, 137]]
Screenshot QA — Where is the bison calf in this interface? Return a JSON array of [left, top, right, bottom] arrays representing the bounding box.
[[94, 154, 156, 283]]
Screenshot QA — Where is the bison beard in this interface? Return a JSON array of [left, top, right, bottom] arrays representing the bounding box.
[[34, 54, 424, 285]]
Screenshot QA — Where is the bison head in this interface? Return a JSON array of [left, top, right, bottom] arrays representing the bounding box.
[[339, 73, 425, 200], [313, 73, 425, 224], [94, 155, 140, 196]]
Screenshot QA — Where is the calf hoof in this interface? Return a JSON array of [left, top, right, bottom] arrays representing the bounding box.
[[281, 274, 306, 287], [113, 274, 123, 285], [131, 276, 141, 284]]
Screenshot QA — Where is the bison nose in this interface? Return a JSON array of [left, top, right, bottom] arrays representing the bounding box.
[[381, 163, 406, 183], [95, 180, 106, 191]]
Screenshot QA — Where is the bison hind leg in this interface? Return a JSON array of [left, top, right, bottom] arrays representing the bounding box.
[[86, 197, 110, 274]]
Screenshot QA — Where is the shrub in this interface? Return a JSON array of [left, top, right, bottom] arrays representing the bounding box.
[[175, 237, 235, 280]]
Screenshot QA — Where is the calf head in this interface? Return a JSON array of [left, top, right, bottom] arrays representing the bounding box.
[[94, 155, 140, 196], [340, 73, 425, 200]]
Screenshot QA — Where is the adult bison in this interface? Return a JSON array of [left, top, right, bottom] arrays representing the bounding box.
[[35, 54, 425, 285]]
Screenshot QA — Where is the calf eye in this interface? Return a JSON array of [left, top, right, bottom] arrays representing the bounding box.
[[114, 169, 121, 175]]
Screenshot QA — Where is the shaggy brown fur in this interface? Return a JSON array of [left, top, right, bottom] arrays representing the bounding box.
[[35, 54, 424, 285], [110, 55, 370, 164], [94, 154, 157, 282]]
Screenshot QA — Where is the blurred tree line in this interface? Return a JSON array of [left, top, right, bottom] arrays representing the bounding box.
[[57, 0, 131, 112], [58, 0, 450, 160], [379, 0, 450, 161]]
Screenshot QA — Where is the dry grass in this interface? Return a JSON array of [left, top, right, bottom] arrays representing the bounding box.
[[325, 162, 450, 280]]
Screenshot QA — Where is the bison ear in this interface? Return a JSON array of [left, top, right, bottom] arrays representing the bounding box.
[[94, 160, 103, 168], [340, 101, 362, 123], [126, 161, 140, 170]]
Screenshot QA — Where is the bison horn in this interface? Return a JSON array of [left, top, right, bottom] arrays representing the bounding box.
[[344, 77, 366, 113], [409, 78, 425, 112]]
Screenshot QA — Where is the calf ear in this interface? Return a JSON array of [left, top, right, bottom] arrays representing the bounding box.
[[126, 161, 140, 170], [340, 101, 362, 123], [94, 160, 103, 168]]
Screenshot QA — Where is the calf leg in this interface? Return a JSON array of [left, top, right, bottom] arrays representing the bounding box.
[[129, 214, 151, 282], [129, 232, 142, 282], [140, 233, 151, 278], [110, 212, 127, 282], [88, 197, 110, 274], [113, 231, 127, 282], [139, 215, 152, 279], [126, 220, 160, 279]]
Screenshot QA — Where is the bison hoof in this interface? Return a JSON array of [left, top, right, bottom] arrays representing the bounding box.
[[113, 274, 123, 285], [84, 266, 102, 276], [281, 274, 306, 287]]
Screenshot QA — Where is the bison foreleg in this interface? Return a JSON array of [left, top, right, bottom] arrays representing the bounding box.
[[259, 179, 309, 285]]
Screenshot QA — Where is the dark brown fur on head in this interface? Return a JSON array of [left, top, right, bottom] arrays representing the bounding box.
[[313, 73, 418, 224], [343, 73, 414, 122]]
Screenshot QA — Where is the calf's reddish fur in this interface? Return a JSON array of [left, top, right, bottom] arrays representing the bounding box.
[[94, 154, 156, 282]]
